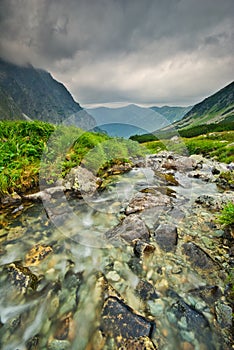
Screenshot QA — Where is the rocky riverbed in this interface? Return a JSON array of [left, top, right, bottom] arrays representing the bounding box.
[[0, 151, 233, 350]]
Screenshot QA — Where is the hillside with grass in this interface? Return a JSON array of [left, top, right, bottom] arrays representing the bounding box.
[[177, 81, 234, 129]]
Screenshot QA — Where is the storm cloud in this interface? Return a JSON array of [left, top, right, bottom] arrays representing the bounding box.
[[0, 0, 233, 106]]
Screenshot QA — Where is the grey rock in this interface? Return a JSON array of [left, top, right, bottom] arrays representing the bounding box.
[[125, 192, 171, 215], [154, 224, 178, 252], [105, 214, 150, 243], [63, 166, 101, 195]]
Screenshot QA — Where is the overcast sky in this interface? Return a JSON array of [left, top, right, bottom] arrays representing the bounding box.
[[0, 0, 233, 108]]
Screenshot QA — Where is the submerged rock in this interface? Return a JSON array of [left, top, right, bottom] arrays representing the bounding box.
[[24, 244, 53, 266], [182, 242, 217, 271], [188, 285, 222, 305], [136, 280, 159, 301], [133, 240, 155, 258], [154, 224, 178, 252], [100, 296, 155, 340], [169, 298, 211, 335], [215, 301, 233, 328]]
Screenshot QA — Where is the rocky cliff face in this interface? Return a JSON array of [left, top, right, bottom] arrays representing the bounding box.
[[0, 59, 95, 129]]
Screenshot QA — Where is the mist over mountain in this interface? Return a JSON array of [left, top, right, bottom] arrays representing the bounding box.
[[0, 59, 95, 130]]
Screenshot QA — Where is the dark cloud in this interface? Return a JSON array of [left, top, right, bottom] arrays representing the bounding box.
[[0, 0, 233, 106]]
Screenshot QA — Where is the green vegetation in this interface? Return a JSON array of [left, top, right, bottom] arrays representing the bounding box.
[[139, 131, 234, 163], [217, 202, 234, 227], [184, 132, 234, 163], [130, 133, 158, 143], [179, 119, 234, 138], [0, 121, 146, 195], [0, 121, 55, 194]]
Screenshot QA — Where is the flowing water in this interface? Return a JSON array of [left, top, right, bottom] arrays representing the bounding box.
[[0, 163, 232, 350]]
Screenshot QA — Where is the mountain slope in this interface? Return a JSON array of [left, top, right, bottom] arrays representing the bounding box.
[[0, 59, 95, 129], [87, 104, 169, 137], [149, 105, 192, 123], [175, 81, 234, 129]]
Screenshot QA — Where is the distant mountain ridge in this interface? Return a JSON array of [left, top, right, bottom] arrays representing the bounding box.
[[87, 104, 175, 138], [149, 105, 192, 123], [0, 59, 95, 130]]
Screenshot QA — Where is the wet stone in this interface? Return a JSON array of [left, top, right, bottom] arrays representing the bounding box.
[[54, 314, 71, 340], [188, 285, 222, 305], [26, 334, 39, 350], [100, 296, 155, 340], [215, 301, 233, 328], [125, 192, 171, 215], [5, 262, 39, 293], [119, 336, 157, 349], [105, 214, 150, 243], [136, 280, 159, 301], [182, 242, 217, 270], [195, 192, 234, 211], [154, 224, 178, 252]]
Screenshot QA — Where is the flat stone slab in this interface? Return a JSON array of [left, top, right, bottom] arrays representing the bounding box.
[[100, 296, 155, 340]]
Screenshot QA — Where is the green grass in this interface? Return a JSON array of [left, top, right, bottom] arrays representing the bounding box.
[[0, 121, 146, 195], [217, 202, 234, 227]]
